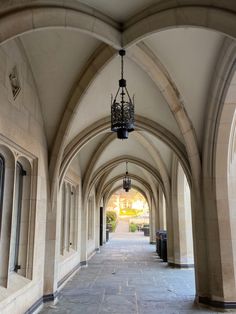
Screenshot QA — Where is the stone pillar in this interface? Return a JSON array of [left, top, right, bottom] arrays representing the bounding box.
[[149, 197, 156, 243], [165, 195, 174, 264], [157, 188, 165, 230], [155, 190, 159, 232], [196, 92, 236, 307], [171, 161, 194, 267], [43, 181, 59, 300]]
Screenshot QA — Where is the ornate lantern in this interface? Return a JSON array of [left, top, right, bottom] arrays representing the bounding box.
[[111, 49, 134, 139], [123, 162, 131, 192]]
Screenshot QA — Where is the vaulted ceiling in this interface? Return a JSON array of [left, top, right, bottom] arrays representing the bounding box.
[[3, 0, 231, 204]]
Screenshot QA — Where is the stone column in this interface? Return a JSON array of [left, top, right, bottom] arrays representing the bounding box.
[[171, 161, 194, 267], [157, 188, 165, 230], [43, 181, 59, 300], [155, 189, 159, 232], [149, 197, 156, 243]]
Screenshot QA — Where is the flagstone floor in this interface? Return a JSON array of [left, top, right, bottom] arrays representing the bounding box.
[[40, 232, 226, 314]]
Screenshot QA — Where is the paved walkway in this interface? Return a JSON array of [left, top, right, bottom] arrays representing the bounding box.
[[40, 232, 223, 314], [115, 218, 129, 233]]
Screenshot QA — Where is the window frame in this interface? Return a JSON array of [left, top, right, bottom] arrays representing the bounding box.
[[0, 154, 5, 237], [10, 162, 25, 273]]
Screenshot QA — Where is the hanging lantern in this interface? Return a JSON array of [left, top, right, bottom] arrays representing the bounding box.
[[111, 49, 135, 139], [123, 162, 131, 192]]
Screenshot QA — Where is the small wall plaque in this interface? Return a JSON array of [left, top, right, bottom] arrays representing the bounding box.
[[9, 66, 21, 99]]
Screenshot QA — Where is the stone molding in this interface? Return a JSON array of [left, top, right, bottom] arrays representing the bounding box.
[[25, 291, 58, 314], [168, 262, 194, 269], [123, 5, 236, 46], [198, 297, 236, 309]]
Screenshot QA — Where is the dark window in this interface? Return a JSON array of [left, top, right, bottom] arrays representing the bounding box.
[[10, 162, 26, 272], [0, 154, 5, 237]]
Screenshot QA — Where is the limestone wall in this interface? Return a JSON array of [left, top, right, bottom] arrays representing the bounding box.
[[0, 39, 48, 313]]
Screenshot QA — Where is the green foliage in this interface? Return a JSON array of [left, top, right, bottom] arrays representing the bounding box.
[[110, 220, 117, 232], [106, 211, 117, 232], [120, 208, 143, 217], [130, 223, 137, 232], [106, 211, 117, 223]]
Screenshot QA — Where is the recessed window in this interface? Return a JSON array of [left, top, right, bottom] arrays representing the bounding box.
[[70, 187, 76, 250], [88, 197, 94, 240], [60, 182, 78, 255], [9, 162, 25, 273], [0, 154, 5, 237]]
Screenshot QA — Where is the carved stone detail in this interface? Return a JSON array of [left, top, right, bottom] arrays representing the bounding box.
[[9, 66, 21, 99]]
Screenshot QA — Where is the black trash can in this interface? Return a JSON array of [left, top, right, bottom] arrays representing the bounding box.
[[156, 231, 159, 254], [156, 230, 165, 255], [156, 230, 164, 256], [160, 231, 167, 262], [159, 231, 164, 258], [162, 235, 167, 262], [106, 228, 109, 242], [143, 225, 150, 236]]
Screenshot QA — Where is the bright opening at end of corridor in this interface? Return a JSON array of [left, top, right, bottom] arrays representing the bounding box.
[[106, 188, 151, 235]]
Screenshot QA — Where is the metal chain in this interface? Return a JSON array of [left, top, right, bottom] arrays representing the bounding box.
[[121, 53, 124, 79]]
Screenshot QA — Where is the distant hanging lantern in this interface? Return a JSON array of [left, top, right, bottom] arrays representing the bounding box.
[[111, 49, 135, 139], [123, 162, 131, 192]]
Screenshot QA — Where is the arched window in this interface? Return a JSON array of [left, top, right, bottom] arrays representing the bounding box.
[[60, 182, 66, 255], [88, 197, 94, 240], [65, 183, 71, 252], [9, 162, 26, 273], [0, 154, 5, 237], [61, 182, 72, 254], [0, 146, 15, 287], [70, 186, 76, 250], [0, 148, 34, 284], [60, 181, 78, 255]]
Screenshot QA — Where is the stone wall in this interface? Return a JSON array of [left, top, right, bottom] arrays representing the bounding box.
[[0, 39, 48, 313]]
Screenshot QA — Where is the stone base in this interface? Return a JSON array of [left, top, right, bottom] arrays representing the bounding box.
[[198, 296, 236, 310], [58, 262, 82, 288], [168, 262, 194, 268], [25, 292, 58, 314]]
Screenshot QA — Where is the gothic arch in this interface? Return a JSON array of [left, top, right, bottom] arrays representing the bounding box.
[[99, 173, 154, 209], [60, 116, 190, 187], [104, 185, 151, 210], [123, 5, 236, 47]]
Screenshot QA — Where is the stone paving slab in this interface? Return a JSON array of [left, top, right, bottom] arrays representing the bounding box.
[[40, 232, 235, 314]]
